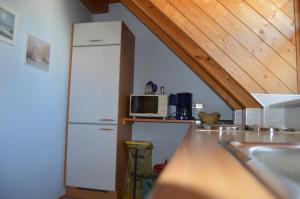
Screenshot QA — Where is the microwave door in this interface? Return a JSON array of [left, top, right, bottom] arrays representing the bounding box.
[[131, 96, 158, 114]]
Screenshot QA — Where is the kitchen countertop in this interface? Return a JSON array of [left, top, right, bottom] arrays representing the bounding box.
[[150, 125, 300, 199]]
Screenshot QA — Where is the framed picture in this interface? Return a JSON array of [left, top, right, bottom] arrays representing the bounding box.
[[0, 5, 17, 45], [25, 33, 51, 71]]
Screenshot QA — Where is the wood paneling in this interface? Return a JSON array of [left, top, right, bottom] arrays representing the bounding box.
[[167, 0, 296, 93], [121, 0, 245, 109], [244, 0, 295, 44], [145, 0, 298, 94], [162, 0, 266, 94], [122, 0, 262, 108], [191, 0, 297, 92], [271, 0, 295, 19], [216, 0, 297, 69]]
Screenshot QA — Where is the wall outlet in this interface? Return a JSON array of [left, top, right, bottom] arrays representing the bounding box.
[[193, 103, 203, 109]]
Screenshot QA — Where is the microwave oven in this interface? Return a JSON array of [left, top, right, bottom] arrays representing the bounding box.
[[130, 95, 168, 118]]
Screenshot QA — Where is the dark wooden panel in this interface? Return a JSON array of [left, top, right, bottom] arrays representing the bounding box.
[[80, 0, 109, 14], [115, 22, 135, 199]]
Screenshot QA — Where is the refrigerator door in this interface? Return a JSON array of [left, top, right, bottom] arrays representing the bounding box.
[[66, 124, 117, 191], [69, 46, 120, 124]]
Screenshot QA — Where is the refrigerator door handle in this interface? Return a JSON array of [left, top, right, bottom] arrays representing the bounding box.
[[88, 39, 103, 42], [98, 128, 115, 131], [100, 119, 115, 122]]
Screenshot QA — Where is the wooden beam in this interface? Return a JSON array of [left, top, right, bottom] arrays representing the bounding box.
[[80, 0, 109, 14], [120, 0, 243, 109], [121, 0, 261, 108], [295, 0, 300, 93]]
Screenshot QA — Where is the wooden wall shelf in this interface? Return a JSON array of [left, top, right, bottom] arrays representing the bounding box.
[[122, 118, 194, 125]]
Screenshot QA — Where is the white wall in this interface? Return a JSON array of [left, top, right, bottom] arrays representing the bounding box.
[[0, 1, 91, 199], [285, 107, 300, 130], [242, 95, 300, 130], [94, 3, 232, 164]]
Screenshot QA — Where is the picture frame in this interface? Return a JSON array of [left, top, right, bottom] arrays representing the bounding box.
[[0, 5, 17, 45], [25, 33, 51, 71]]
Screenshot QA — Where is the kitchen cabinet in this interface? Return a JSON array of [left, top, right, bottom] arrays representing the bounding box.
[[69, 45, 120, 124], [73, 21, 122, 46], [65, 21, 135, 199], [66, 124, 117, 191]]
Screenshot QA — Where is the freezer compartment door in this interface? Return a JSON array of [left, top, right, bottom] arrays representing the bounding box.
[[66, 124, 117, 191]]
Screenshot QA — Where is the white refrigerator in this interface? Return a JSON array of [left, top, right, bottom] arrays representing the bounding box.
[[66, 44, 121, 191]]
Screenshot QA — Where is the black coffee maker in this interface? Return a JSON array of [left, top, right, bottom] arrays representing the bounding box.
[[176, 92, 193, 120]]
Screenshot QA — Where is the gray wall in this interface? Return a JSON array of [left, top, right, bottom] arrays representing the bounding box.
[[94, 3, 233, 164], [0, 1, 91, 199]]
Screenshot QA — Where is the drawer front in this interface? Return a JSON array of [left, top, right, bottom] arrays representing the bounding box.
[[66, 124, 117, 191], [73, 22, 122, 46]]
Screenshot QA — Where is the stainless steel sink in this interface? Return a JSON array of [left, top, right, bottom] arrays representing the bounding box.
[[224, 141, 300, 199]]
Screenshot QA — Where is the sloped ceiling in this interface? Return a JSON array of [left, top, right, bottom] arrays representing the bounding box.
[[162, 0, 297, 94], [81, 0, 300, 109]]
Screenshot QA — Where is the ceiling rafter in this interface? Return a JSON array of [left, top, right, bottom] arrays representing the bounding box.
[[80, 0, 120, 14]]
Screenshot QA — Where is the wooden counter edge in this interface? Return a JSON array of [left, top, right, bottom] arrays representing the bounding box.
[[149, 126, 277, 199]]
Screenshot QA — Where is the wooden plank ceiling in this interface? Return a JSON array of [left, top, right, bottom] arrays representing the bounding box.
[[81, 0, 299, 109]]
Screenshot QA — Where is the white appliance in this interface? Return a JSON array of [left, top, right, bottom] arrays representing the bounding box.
[[129, 95, 168, 118], [65, 21, 134, 193]]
